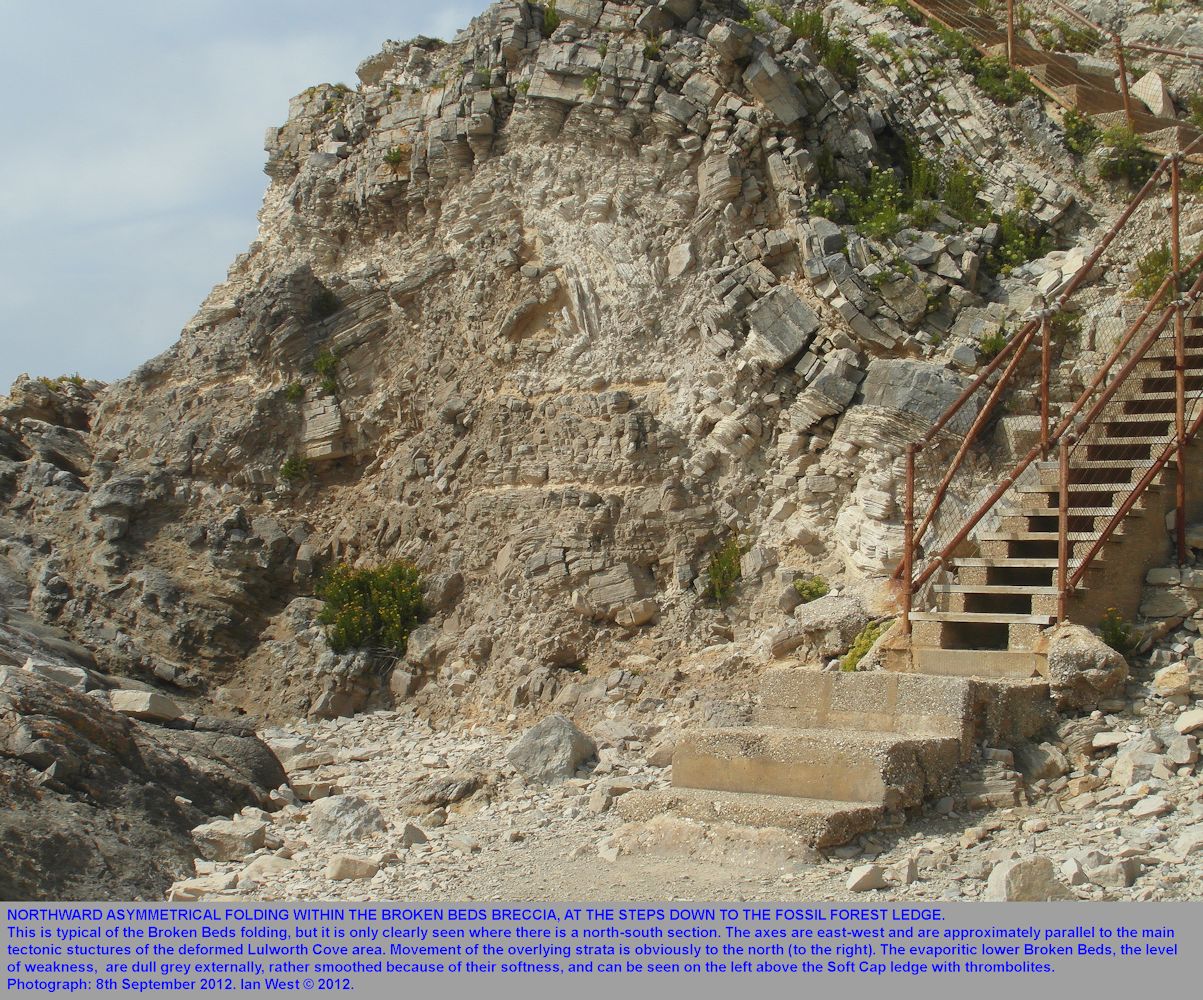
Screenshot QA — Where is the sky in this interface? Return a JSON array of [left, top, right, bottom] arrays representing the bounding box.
[[0, 0, 481, 391]]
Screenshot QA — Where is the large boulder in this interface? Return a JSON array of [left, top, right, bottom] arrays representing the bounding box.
[[984, 856, 1074, 901], [0, 667, 286, 900], [767, 593, 872, 661], [307, 795, 387, 843], [507, 714, 597, 784], [1043, 623, 1128, 711], [859, 359, 976, 434]]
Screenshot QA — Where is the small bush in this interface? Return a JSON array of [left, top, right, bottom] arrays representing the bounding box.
[[979, 328, 1007, 359], [64, 373, 86, 388], [317, 561, 424, 655], [1129, 243, 1203, 300], [541, 0, 560, 37], [582, 74, 598, 95], [310, 288, 341, 321], [703, 537, 745, 605], [943, 162, 985, 223], [990, 210, 1052, 275], [280, 456, 310, 482], [1063, 109, 1100, 156], [932, 24, 1033, 105], [841, 620, 889, 671], [869, 33, 894, 53], [793, 576, 830, 603], [1098, 127, 1158, 187], [384, 145, 408, 169], [283, 382, 305, 402], [1099, 607, 1136, 655], [643, 32, 663, 61], [313, 349, 340, 395]]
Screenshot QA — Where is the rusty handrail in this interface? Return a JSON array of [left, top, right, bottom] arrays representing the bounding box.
[[909, 252, 1203, 593], [1067, 403, 1203, 592]]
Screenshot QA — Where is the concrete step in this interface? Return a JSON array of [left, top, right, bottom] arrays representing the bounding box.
[[908, 646, 1045, 679], [671, 726, 961, 810], [757, 667, 970, 741], [615, 787, 884, 847], [908, 611, 1056, 625]]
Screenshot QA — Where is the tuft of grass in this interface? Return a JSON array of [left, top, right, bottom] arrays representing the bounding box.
[[283, 382, 305, 402], [1128, 243, 1203, 300], [703, 537, 745, 606], [316, 561, 424, 655], [841, 621, 889, 671]]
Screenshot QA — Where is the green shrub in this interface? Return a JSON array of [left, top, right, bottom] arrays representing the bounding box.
[[643, 32, 663, 61], [793, 576, 830, 603], [64, 373, 86, 388], [1189, 92, 1203, 129], [313, 349, 340, 395], [310, 288, 341, 321], [868, 33, 894, 53], [317, 561, 424, 655], [979, 328, 1007, 359], [384, 145, 408, 168], [989, 209, 1052, 275], [1063, 109, 1100, 156], [1099, 607, 1136, 655], [284, 382, 305, 402], [841, 620, 889, 671], [943, 162, 985, 223], [932, 24, 1033, 105], [280, 456, 310, 482], [542, 0, 560, 37], [703, 537, 745, 605], [1098, 127, 1158, 187], [583, 74, 598, 95], [1049, 18, 1100, 53], [1129, 243, 1203, 300]]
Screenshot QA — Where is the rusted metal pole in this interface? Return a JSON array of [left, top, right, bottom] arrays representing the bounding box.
[[1115, 34, 1136, 132], [1007, 0, 1016, 66], [1173, 155, 1188, 565], [902, 445, 915, 636], [1041, 311, 1052, 459], [1057, 435, 1070, 623]]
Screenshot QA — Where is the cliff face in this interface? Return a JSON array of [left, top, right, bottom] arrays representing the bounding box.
[[1, 0, 1105, 725]]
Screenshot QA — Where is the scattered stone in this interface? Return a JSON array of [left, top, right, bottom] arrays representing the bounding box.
[[192, 819, 268, 862], [326, 855, 379, 881], [109, 690, 183, 723], [847, 863, 888, 892]]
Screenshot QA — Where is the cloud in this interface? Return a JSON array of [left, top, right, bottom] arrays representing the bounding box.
[[0, 0, 484, 390]]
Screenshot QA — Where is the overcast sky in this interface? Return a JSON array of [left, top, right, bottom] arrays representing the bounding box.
[[0, 0, 480, 392]]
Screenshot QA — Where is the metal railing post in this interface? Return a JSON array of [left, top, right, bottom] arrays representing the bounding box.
[[902, 444, 915, 636], [1057, 435, 1071, 623], [1114, 33, 1135, 132], [1040, 311, 1052, 459], [1007, 0, 1017, 67], [1172, 155, 1188, 564]]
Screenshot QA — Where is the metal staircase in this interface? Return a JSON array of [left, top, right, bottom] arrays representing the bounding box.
[[895, 143, 1203, 678]]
